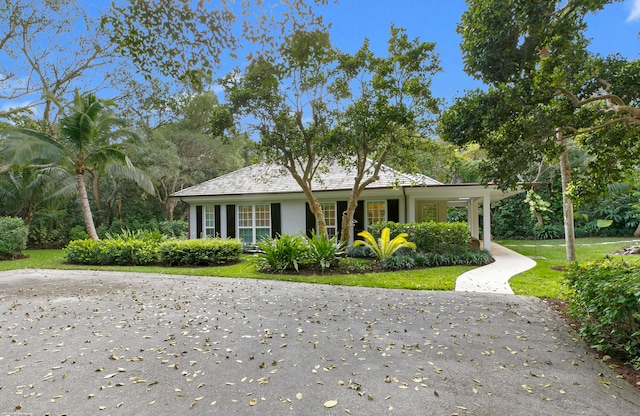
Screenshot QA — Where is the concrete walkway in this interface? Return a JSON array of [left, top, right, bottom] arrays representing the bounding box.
[[455, 242, 537, 294]]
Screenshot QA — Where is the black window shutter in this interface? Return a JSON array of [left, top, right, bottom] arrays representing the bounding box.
[[336, 201, 348, 237], [196, 206, 203, 239], [305, 202, 316, 237], [214, 205, 221, 237], [354, 200, 365, 239], [271, 203, 281, 238], [387, 199, 400, 223], [226, 205, 236, 238]]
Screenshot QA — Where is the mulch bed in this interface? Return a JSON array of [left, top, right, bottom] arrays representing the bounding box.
[[543, 298, 640, 393]]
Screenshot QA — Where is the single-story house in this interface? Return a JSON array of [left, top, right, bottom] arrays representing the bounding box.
[[172, 162, 522, 254]]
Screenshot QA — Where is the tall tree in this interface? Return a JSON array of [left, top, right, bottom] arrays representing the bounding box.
[[439, 0, 639, 261], [102, 0, 333, 89], [1, 91, 153, 240], [221, 29, 339, 236], [0, 0, 118, 130], [220, 27, 440, 243], [142, 92, 253, 220], [330, 26, 441, 242]]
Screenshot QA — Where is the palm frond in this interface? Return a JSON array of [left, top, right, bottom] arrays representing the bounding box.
[[104, 162, 155, 195]]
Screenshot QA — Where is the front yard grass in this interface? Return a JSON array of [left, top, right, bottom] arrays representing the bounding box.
[[501, 237, 640, 299], [4, 237, 638, 297], [0, 249, 473, 291]]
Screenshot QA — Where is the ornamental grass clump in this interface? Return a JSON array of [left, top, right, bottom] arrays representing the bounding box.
[[353, 227, 416, 262]]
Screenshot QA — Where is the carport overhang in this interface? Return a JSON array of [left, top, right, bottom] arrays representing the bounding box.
[[403, 183, 528, 254]]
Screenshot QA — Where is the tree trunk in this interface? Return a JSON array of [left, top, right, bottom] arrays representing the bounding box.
[[339, 191, 360, 244], [633, 222, 640, 237], [166, 198, 177, 222], [558, 135, 576, 262], [284, 163, 328, 237], [77, 173, 99, 240], [532, 210, 545, 227], [339, 158, 385, 244], [305, 188, 328, 237]]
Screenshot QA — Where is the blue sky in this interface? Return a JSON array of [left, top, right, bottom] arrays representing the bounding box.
[[315, 0, 640, 105], [2, 0, 640, 115]]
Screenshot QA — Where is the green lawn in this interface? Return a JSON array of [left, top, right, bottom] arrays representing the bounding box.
[[0, 249, 473, 291], [3, 237, 637, 298], [500, 237, 640, 299]]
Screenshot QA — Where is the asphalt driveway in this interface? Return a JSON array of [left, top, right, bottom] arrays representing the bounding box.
[[1, 269, 639, 415]]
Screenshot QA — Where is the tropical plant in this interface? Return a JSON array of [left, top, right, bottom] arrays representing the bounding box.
[[257, 234, 309, 272], [0, 166, 65, 234], [353, 227, 416, 262], [305, 230, 345, 271], [2, 91, 154, 240]]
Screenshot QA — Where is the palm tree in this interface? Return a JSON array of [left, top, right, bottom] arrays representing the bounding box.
[[1, 91, 154, 240], [0, 166, 64, 234]]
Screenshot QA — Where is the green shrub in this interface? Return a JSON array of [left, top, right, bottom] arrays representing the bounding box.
[[65, 238, 159, 265], [344, 244, 375, 258], [257, 234, 309, 272], [368, 221, 469, 254], [160, 220, 188, 238], [105, 228, 167, 243], [0, 217, 28, 259], [419, 249, 492, 268], [381, 253, 417, 270], [65, 239, 109, 264], [566, 258, 640, 369], [69, 225, 89, 241], [379, 247, 492, 270], [305, 230, 344, 271], [158, 238, 242, 266], [533, 224, 564, 240]]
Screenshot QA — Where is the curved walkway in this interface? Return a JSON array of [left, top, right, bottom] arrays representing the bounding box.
[[455, 242, 537, 294]]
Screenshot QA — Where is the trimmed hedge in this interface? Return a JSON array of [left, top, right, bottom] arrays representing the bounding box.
[[158, 238, 242, 266], [65, 236, 242, 267], [65, 239, 159, 265], [566, 258, 640, 369], [368, 221, 470, 254], [0, 216, 28, 259]]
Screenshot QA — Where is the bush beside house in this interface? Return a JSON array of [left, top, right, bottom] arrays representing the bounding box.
[[368, 221, 470, 253], [259, 221, 491, 273]]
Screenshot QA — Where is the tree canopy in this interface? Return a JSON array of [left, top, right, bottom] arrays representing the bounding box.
[[218, 26, 441, 242], [439, 0, 640, 261], [102, 0, 334, 89]]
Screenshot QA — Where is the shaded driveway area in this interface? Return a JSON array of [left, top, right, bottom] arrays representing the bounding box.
[[1, 269, 639, 416]]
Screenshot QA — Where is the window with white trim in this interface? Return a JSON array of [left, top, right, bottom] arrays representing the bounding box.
[[238, 204, 271, 244], [204, 206, 216, 237], [321, 202, 337, 238], [366, 200, 386, 227]]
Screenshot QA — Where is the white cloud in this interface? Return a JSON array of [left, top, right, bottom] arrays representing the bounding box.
[[627, 0, 640, 22]]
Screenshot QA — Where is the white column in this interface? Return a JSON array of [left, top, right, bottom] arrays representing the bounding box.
[[189, 205, 197, 239], [407, 195, 416, 222], [220, 205, 228, 238], [468, 199, 479, 238], [483, 195, 491, 254]]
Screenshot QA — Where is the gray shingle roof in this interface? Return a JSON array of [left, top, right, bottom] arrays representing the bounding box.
[[173, 161, 442, 197]]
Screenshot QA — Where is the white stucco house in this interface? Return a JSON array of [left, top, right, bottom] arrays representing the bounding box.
[[172, 162, 521, 254]]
